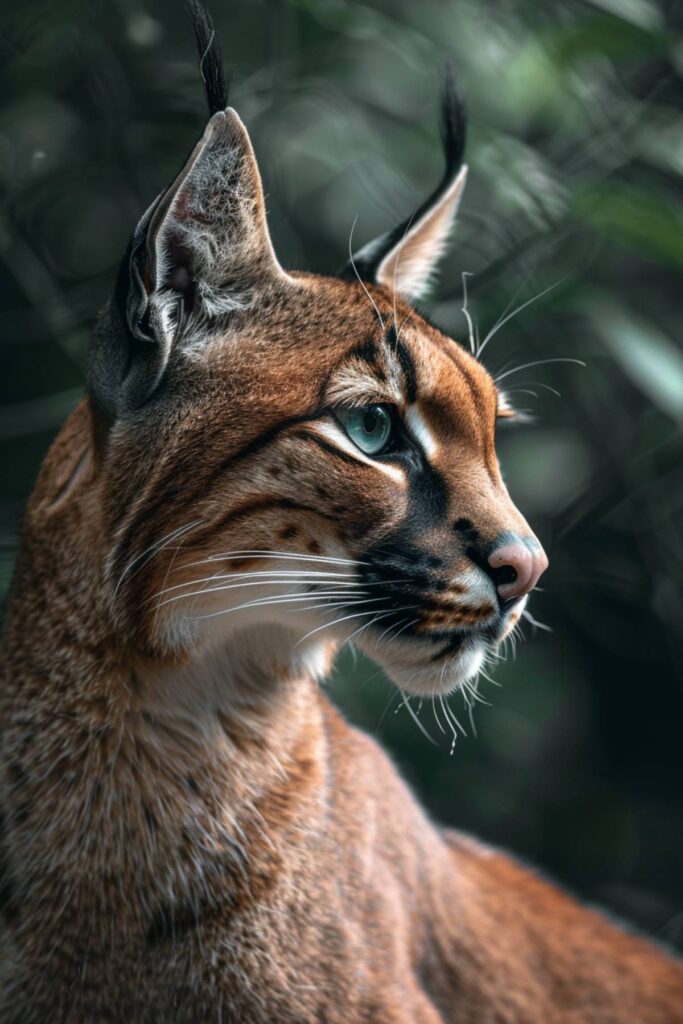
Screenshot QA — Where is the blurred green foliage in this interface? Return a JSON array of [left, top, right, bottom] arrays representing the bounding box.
[[1, 0, 682, 947]]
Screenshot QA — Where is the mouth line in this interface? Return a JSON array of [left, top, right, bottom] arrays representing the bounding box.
[[360, 618, 502, 664], [429, 632, 479, 662], [420, 614, 510, 661], [325, 586, 512, 655]]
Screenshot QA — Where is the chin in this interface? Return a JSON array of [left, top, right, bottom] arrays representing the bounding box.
[[362, 634, 488, 698]]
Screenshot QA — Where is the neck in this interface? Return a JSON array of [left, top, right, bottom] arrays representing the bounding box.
[[1, 410, 336, 958], [2, 550, 334, 947]]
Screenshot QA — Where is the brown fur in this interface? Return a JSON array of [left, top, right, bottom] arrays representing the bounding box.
[[1, 89, 682, 1022]]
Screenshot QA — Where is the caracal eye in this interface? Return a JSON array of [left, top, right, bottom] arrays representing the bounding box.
[[335, 405, 393, 456]]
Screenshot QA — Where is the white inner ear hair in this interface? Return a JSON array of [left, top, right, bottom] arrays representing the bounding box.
[[155, 134, 263, 329], [376, 165, 468, 302]]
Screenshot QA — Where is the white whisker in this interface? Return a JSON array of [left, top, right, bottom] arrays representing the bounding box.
[[439, 693, 459, 754], [460, 271, 477, 355], [348, 216, 385, 332], [478, 275, 570, 360], [152, 573, 410, 606], [374, 616, 420, 649], [431, 686, 446, 735], [150, 569, 360, 601], [187, 592, 382, 622], [442, 693, 467, 745], [154, 580, 366, 608], [201, 549, 368, 566], [477, 666, 500, 687], [344, 610, 395, 647], [474, 259, 543, 359], [114, 519, 202, 596], [395, 306, 416, 347], [495, 357, 586, 384], [522, 610, 553, 632], [296, 602, 418, 648], [506, 380, 562, 398], [399, 690, 437, 745]]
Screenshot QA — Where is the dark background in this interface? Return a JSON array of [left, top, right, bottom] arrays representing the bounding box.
[[1, 0, 682, 948]]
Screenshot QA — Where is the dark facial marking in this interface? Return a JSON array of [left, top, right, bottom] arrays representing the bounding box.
[[143, 804, 158, 832], [229, 557, 256, 571], [454, 517, 479, 544], [395, 338, 418, 404], [292, 428, 374, 467], [321, 339, 387, 405], [195, 495, 340, 545], [430, 634, 468, 662], [11, 802, 31, 826], [355, 519, 451, 639], [402, 452, 449, 528], [0, 814, 19, 925], [7, 763, 28, 789], [146, 901, 203, 947], [349, 337, 381, 365], [115, 409, 326, 586], [209, 410, 325, 486]]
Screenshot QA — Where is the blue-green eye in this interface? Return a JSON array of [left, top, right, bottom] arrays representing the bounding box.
[[336, 405, 394, 456]]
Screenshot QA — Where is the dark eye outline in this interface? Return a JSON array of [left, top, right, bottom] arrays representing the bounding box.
[[332, 404, 400, 458]]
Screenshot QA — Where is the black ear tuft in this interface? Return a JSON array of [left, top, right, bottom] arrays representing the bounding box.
[[338, 64, 468, 291], [185, 0, 230, 116], [439, 62, 467, 181]]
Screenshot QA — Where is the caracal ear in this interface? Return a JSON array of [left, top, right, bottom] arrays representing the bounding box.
[[90, 108, 286, 418], [373, 164, 467, 301], [340, 66, 467, 302]]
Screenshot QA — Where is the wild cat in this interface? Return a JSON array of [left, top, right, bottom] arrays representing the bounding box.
[[1, 2, 681, 1021]]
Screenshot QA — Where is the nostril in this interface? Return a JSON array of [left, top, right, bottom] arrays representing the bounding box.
[[487, 541, 533, 602], [469, 538, 546, 603], [490, 564, 518, 588]]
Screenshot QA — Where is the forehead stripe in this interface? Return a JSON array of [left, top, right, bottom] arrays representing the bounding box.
[[348, 337, 381, 365], [395, 338, 418, 403]]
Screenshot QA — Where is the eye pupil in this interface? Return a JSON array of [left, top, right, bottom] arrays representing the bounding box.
[[335, 404, 394, 456], [363, 408, 379, 434]]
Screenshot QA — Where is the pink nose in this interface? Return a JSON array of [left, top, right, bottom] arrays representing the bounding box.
[[488, 539, 548, 604]]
